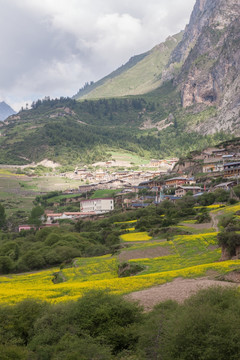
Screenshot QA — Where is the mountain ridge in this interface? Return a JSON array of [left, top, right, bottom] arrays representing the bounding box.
[[0, 101, 16, 121], [74, 0, 240, 137], [74, 32, 183, 100]]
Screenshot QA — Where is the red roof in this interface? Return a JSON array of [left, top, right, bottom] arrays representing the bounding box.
[[46, 213, 63, 217]]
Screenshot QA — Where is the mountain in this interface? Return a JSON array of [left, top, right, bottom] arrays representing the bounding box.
[[75, 0, 240, 136], [74, 32, 183, 100], [0, 101, 16, 121], [0, 0, 238, 166], [168, 0, 240, 135]]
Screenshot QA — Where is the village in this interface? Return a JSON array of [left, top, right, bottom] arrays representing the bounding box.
[[17, 144, 240, 232]]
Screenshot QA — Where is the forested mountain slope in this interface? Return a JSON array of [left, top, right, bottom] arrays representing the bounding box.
[[0, 90, 228, 165]]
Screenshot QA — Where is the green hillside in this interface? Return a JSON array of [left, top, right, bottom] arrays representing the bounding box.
[[74, 32, 183, 100], [0, 83, 230, 166]]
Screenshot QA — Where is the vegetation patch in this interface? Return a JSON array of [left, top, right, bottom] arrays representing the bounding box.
[[52, 271, 67, 284], [120, 232, 152, 242], [118, 261, 146, 277]]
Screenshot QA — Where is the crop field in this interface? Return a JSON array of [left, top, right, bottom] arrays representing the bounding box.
[[0, 225, 240, 305], [0, 172, 83, 215], [216, 203, 240, 215], [120, 231, 152, 242], [110, 150, 150, 166], [90, 189, 121, 199], [0, 176, 36, 215]]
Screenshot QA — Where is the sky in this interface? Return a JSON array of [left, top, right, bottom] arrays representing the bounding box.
[[0, 0, 195, 111]]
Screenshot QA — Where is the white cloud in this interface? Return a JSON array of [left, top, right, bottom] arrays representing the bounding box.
[[0, 0, 196, 109]]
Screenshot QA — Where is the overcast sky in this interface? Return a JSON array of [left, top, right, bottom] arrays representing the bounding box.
[[0, 0, 195, 110]]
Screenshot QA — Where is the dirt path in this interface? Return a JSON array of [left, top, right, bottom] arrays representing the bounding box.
[[210, 211, 223, 231], [125, 277, 238, 310], [118, 246, 172, 261]]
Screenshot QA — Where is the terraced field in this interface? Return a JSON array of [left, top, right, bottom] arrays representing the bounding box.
[[0, 204, 240, 306]]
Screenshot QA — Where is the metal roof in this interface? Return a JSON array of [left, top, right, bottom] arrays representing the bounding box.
[[224, 162, 240, 167], [166, 177, 188, 181]]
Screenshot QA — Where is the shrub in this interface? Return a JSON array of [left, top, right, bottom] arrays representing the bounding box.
[[118, 262, 145, 277], [0, 256, 14, 274], [139, 287, 240, 360], [217, 231, 240, 256]]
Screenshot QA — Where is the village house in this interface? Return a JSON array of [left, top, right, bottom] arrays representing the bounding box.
[[18, 225, 36, 232], [165, 177, 196, 188], [202, 148, 228, 159], [102, 179, 132, 189], [80, 198, 114, 213], [162, 194, 181, 202], [213, 181, 236, 191], [18, 223, 60, 232], [211, 149, 228, 157], [202, 160, 224, 173], [45, 211, 96, 223], [175, 186, 202, 197], [78, 183, 99, 193], [224, 162, 240, 178]]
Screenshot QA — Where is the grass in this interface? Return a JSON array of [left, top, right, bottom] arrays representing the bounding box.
[[0, 174, 86, 216], [213, 203, 240, 215], [110, 150, 150, 165], [45, 193, 82, 204], [173, 225, 215, 234], [81, 33, 182, 99], [0, 177, 35, 215], [91, 189, 121, 199]]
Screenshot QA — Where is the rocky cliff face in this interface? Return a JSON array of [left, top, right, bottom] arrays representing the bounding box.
[[168, 0, 240, 134]]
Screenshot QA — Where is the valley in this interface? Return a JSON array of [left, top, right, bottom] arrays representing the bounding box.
[[0, 0, 239, 358]]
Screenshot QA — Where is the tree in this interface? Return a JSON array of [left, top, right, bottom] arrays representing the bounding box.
[[0, 256, 14, 274], [28, 206, 44, 227], [0, 203, 6, 229], [139, 287, 240, 360], [21, 251, 46, 270], [0, 345, 30, 360], [217, 231, 240, 257]]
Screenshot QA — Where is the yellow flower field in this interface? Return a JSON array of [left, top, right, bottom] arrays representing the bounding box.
[[0, 213, 239, 306], [211, 203, 240, 214], [120, 231, 152, 242], [194, 204, 225, 210], [181, 219, 198, 224], [0, 259, 239, 305], [114, 220, 137, 224]]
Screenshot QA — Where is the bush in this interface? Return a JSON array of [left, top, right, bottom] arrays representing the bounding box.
[[195, 208, 211, 223], [0, 256, 14, 274], [214, 189, 230, 203], [118, 262, 145, 277], [21, 251, 46, 270], [139, 287, 240, 360], [217, 231, 240, 256], [0, 345, 30, 360], [218, 214, 235, 228], [198, 192, 215, 206]]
